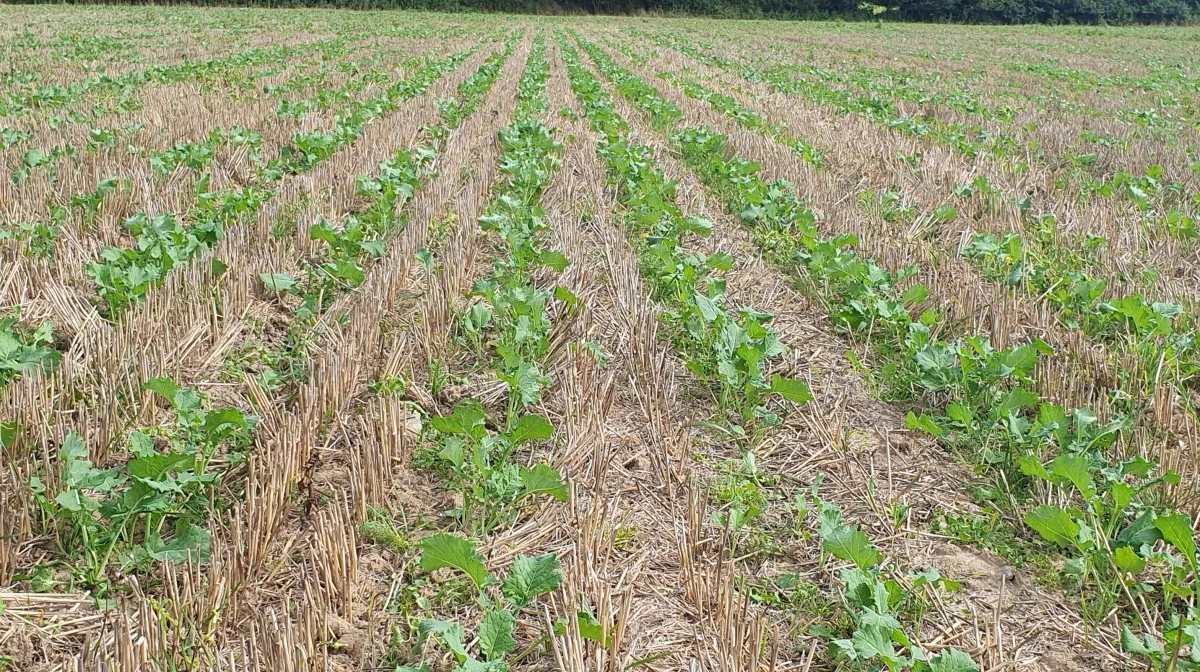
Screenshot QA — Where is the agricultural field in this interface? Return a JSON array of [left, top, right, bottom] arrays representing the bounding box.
[[1, 5, 1199, 671]]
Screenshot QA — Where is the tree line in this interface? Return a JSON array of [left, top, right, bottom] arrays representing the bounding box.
[[14, 0, 1200, 25]]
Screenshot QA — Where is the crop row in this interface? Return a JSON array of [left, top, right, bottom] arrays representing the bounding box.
[[577, 30, 1199, 667], [4, 43, 525, 668], [561, 32, 985, 671]]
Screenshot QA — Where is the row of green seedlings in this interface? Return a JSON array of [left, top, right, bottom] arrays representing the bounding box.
[[831, 58, 1014, 124], [641, 30, 1199, 232], [560, 34, 978, 672], [2, 173, 118, 258], [597, 37, 822, 169], [1003, 59, 1197, 136], [2, 40, 484, 258], [262, 40, 369, 109], [732, 32, 1192, 181], [0, 33, 326, 145], [688, 121, 1200, 666], [85, 47, 478, 320], [198, 36, 523, 643], [0, 23, 456, 125], [2, 34, 421, 186], [960, 216, 1199, 422], [16, 376, 254, 600], [619, 30, 1199, 447], [577, 36, 1199, 670], [559, 34, 811, 440], [270, 31, 480, 120], [636, 30, 1018, 161], [0, 164, 129, 392], [7, 36, 516, 608], [255, 42, 517, 393], [5, 31, 142, 65], [0, 38, 334, 122], [395, 38, 578, 672], [271, 24, 480, 118], [1, 42, 473, 242], [616, 35, 1199, 449], [0, 313, 59, 389], [747, 39, 1184, 160], [274, 57, 396, 121], [881, 42, 1197, 228]]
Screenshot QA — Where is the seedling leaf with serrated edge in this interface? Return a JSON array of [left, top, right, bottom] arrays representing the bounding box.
[[507, 413, 553, 444], [770, 374, 812, 404], [822, 526, 882, 570], [519, 463, 567, 501], [502, 553, 562, 609], [478, 610, 516, 660], [419, 534, 489, 588], [1024, 505, 1079, 547]]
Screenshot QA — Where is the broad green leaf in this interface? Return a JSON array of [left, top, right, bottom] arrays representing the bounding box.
[[1048, 453, 1094, 500], [905, 411, 944, 437], [1155, 514, 1197, 564], [419, 619, 468, 662], [143, 376, 180, 405], [900, 284, 929, 303], [498, 362, 549, 406], [850, 623, 902, 664], [705, 252, 733, 271], [821, 526, 882, 570], [455, 660, 503, 672], [1000, 344, 1039, 375], [55, 489, 83, 512], [1116, 510, 1162, 549], [129, 430, 156, 457], [519, 463, 567, 502], [478, 609, 516, 660], [1024, 505, 1079, 547], [693, 291, 721, 322], [0, 421, 17, 450], [1111, 546, 1146, 574], [503, 553, 562, 609], [420, 534, 489, 588], [999, 387, 1039, 413], [438, 436, 465, 468], [1110, 482, 1133, 512], [327, 259, 364, 286], [928, 648, 979, 672], [946, 402, 972, 426], [553, 284, 579, 307], [769, 374, 812, 404], [575, 611, 608, 645], [147, 521, 210, 563], [259, 272, 297, 293], [61, 431, 88, 463], [1120, 626, 1163, 656], [537, 250, 571, 272], [203, 408, 248, 433], [507, 413, 553, 444], [128, 453, 191, 483], [931, 204, 958, 222], [431, 401, 487, 440], [831, 638, 858, 661], [360, 240, 385, 258], [1016, 456, 1051, 482], [172, 388, 202, 414]]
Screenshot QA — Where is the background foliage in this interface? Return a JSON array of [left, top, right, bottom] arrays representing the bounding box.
[[9, 0, 1199, 24]]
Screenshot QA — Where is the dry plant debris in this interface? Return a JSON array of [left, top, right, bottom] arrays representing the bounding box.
[[1, 7, 1198, 672]]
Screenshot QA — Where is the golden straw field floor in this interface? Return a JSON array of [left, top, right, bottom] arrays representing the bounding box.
[[1, 6, 1198, 672]]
